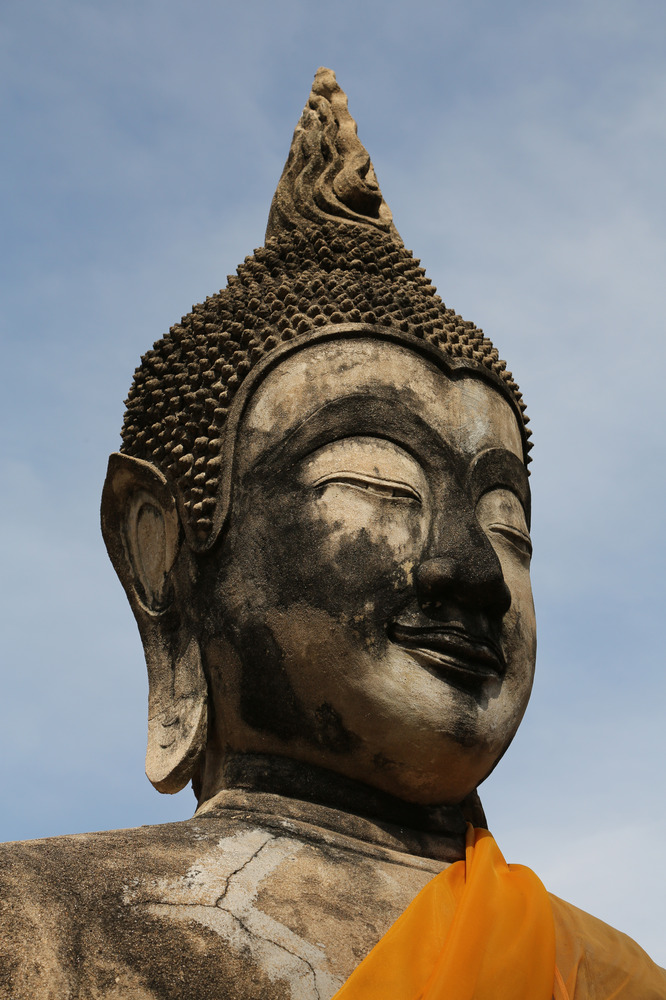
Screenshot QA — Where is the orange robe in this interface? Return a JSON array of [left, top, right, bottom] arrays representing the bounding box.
[[333, 827, 666, 1000]]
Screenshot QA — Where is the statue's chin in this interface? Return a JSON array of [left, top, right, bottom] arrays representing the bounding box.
[[201, 616, 530, 810]]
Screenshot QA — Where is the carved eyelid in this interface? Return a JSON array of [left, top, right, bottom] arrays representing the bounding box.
[[485, 521, 533, 555], [312, 471, 422, 503], [467, 449, 531, 530]]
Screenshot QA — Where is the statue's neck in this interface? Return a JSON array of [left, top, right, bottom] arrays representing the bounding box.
[[195, 752, 478, 863]]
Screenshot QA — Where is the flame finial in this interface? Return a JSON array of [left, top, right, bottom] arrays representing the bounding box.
[[266, 67, 400, 242]]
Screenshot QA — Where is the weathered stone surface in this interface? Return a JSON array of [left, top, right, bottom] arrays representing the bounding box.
[[0, 792, 451, 999]]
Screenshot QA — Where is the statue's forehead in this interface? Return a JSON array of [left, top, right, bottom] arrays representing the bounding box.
[[236, 338, 523, 472]]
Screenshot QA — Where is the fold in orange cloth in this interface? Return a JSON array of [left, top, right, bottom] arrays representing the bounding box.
[[333, 826, 556, 1000], [333, 826, 666, 1000]]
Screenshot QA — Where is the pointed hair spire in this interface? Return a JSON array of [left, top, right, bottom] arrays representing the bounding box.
[[266, 67, 400, 242], [120, 69, 531, 552]]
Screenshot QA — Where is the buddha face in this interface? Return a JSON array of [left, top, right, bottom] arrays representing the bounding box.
[[201, 337, 535, 805]]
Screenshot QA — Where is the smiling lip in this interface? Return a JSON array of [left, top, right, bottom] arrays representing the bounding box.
[[389, 624, 505, 683]]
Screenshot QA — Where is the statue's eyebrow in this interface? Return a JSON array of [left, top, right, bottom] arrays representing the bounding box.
[[249, 393, 457, 479], [467, 449, 531, 529]]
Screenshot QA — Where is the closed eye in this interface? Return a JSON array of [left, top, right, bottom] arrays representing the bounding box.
[[312, 472, 422, 503], [487, 522, 533, 557]]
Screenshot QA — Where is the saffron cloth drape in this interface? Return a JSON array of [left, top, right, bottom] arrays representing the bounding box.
[[333, 825, 557, 1000]]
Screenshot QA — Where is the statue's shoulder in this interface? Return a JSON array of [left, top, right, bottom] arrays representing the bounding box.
[[0, 812, 290, 1000], [0, 806, 439, 999], [549, 893, 666, 997], [0, 812, 249, 916]]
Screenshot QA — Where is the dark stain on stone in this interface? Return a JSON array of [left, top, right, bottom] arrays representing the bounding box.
[[237, 622, 310, 745], [313, 703, 360, 754]]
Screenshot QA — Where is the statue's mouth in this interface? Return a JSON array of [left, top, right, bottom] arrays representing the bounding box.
[[389, 623, 505, 687]]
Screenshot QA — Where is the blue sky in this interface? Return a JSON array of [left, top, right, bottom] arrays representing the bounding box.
[[1, 0, 665, 963]]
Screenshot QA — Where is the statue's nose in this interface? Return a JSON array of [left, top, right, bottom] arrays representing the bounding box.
[[415, 550, 511, 618]]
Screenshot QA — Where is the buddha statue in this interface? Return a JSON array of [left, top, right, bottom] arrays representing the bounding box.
[[0, 68, 663, 1000]]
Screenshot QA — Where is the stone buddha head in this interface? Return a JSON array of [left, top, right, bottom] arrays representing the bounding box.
[[101, 68, 535, 827]]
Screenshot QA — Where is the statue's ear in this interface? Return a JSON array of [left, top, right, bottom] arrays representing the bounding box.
[[101, 453, 207, 794]]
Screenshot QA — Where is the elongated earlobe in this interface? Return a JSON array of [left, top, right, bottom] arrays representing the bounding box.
[[145, 636, 208, 793], [101, 453, 208, 794]]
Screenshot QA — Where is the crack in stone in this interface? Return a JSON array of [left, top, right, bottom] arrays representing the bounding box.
[[214, 833, 275, 908], [218, 904, 323, 1000], [125, 832, 327, 999], [124, 900, 209, 909], [122, 833, 277, 913], [125, 899, 325, 998]]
